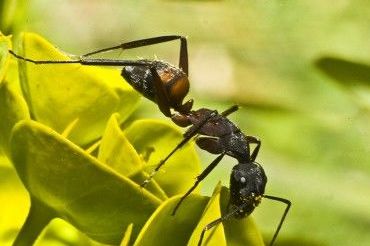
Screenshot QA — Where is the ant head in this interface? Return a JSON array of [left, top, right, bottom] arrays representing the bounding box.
[[229, 162, 267, 217], [121, 60, 191, 114]]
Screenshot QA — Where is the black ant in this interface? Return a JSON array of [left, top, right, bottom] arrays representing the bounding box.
[[9, 35, 290, 246]]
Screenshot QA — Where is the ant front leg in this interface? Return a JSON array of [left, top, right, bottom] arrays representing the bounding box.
[[198, 217, 223, 246], [172, 152, 225, 215], [198, 203, 246, 246], [82, 35, 189, 75]]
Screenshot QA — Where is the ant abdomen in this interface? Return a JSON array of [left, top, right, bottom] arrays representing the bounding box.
[[121, 60, 190, 114]]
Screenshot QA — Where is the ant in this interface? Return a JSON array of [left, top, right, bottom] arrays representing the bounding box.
[[9, 35, 291, 246]]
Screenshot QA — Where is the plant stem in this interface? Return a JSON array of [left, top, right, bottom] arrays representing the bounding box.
[[13, 198, 54, 246]]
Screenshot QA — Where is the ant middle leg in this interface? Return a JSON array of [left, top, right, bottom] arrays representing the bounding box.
[[141, 105, 240, 187], [140, 110, 218, 187]]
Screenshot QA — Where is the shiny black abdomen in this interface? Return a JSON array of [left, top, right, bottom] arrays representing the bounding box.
[[121, 59, 186, 103], [121, 59, 157, 102]]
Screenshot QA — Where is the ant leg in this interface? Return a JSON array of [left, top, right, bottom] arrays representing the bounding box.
[[195, 137, 223, 154], [82, 35, 189, 75], [10, 35, 189, 71], [263, 195, 291, 246], [221, 105, 239, 117], [179, 36, 188, 75], [198, 217, 223, 246], [198, 195, 290, 246], [246, 135, 261, 161], [172, 152, 225, 215], [9, 50, 155, 66], [140, 110, 218, 187], [11, 48, 174, 117], [198, 203, 246, 246], [150, 66, 172, 116]]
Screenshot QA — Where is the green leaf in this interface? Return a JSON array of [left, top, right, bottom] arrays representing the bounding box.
[[0, 33, 11, 82], [0, 165, 29, 245], [189, 184, 264, 246], [98, 113, 143, 176], [315, 56, 370, 87], [0, 0, 27, 35], [124, 119, 201, 196], [98, 113, 167, 201], [0, 80, 30, 155], [14, 32, 140, 145], [188, 182, 227, 246], [133, 194, 209, 246], [133, 183, 263, 246], [220, 187, 264, 246], [0, 34, 30, 156], [120, 223, 133, 246], [13, 197, 55, 246], [10, 120, 161, 245]]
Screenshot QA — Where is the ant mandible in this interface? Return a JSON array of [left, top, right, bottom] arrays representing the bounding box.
[[9, 35, 290, 246]]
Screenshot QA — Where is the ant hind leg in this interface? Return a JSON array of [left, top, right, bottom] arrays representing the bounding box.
[[82, 35, 189, 75]]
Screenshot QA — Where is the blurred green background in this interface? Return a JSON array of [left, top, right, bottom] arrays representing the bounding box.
[[1, 0, 369, 245]]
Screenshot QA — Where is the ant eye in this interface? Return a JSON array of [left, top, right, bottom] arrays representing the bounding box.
[[240, 177, 246, 183]]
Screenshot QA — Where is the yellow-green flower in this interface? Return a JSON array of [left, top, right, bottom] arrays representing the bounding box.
[[0, 32, 263, 246]]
